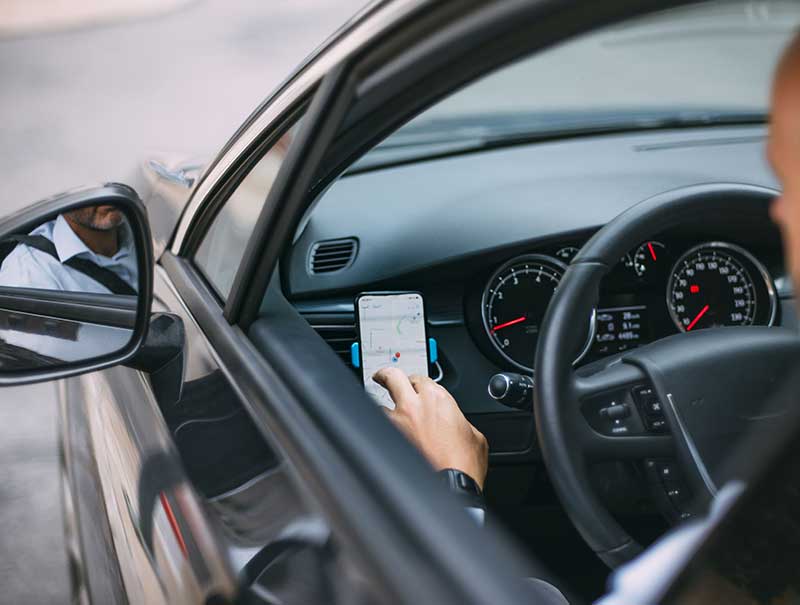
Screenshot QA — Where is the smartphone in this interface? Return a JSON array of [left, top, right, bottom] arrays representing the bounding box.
[[355, 291, 430, 408]]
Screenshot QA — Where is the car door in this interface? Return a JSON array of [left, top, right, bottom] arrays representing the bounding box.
[[60, 1, 733, 605], [62, 102, 394, 605], [153, 2, 593, 604]]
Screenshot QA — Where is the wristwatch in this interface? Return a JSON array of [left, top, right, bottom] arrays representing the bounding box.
[[438, 468, 485, 524]]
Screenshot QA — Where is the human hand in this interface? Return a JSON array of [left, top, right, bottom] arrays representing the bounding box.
[[373, 367, 488, 489]]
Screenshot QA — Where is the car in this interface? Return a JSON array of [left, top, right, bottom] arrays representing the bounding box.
[[2, 0, 800, 603]]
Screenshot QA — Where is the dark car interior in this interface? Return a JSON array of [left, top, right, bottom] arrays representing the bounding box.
[[277, 122, 793, 599], [268, 3, 799, 594]]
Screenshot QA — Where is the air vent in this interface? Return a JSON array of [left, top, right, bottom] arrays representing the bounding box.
[[308, 238, 357, 274], [302, 313, 356, 367], [298, 305, 443, 382]]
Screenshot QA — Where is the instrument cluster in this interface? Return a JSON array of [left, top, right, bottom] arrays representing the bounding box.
[[477, 239, 778, 372]]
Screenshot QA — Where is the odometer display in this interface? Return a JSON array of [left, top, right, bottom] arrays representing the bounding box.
[[667, 242, 777, 332], [482, 255, 593, 371]]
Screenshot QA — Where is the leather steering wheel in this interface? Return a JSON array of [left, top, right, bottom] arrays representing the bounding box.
[[533, 183, 800, 567]]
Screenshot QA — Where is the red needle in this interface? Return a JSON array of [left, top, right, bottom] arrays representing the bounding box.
[[492, 316, 526, 332], [648, 242, 657, 261], [686, 304, 710, 332]]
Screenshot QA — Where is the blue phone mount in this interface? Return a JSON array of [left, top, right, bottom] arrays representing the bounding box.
[[351, 338, 438, 369]]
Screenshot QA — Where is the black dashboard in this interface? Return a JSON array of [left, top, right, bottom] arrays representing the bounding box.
[[285, 124, 796, 457]]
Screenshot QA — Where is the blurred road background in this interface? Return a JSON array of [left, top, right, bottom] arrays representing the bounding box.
[[0, 1, 363, 602]]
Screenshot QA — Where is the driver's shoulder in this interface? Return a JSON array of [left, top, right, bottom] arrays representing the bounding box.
[[0, 239, 64, 290]]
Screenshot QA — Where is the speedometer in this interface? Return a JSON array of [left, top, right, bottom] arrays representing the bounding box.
[[481, 254, 595, 372], [667, 242, 777, 332]]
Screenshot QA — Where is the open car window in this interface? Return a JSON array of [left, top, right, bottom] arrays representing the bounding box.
[[195, 118, 303, 299]]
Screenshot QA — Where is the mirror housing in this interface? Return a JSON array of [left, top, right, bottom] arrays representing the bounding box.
[[0, 183, 153, 385], [124, 313, 185, 407]]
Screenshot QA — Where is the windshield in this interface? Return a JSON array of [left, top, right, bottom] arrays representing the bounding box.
[[372, 0, 800, 154]]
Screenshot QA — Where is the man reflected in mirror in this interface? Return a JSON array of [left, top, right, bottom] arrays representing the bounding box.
[[0, 204, 137, 295]]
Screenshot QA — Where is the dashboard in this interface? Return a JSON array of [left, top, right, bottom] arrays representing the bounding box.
[[285, 124, 796, 456]]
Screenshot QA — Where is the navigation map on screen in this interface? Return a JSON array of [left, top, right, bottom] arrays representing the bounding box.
[[357, 293, 428, 408]]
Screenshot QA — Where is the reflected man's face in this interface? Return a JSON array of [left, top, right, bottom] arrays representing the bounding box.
[[65, 205, 124, 232]]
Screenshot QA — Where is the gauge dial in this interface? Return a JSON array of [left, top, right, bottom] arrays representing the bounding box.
[[555, 246, 580, 263], [621, 252, 635, 272], [667, 242, 777, 332], [482, 254, 594, 371], [634, 241, 666, 278]]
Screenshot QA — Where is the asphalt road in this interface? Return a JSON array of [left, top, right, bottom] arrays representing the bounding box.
[[0, 1, 363, 602]]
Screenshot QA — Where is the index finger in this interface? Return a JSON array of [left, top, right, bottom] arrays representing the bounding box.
[[373, 367, 418, 409]]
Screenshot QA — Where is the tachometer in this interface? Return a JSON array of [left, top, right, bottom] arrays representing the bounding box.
[[634, 241, 667, 278], [482, 254, 595, 372], [667, 242, 777, 332]]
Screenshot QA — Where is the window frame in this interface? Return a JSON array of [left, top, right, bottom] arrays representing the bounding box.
[[189, 104, 309, 302]]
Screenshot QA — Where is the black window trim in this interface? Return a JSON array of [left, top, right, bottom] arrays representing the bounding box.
[[184, 101, 311, 298]]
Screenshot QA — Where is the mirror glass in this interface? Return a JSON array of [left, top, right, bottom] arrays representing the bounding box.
[[0, 202, 140, 371]]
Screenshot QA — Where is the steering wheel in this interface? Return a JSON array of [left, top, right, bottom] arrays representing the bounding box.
[[533, 183, 800, 567]]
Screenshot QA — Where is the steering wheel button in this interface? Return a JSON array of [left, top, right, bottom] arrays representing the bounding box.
[[645, 417, 668, 432], [603, 404, 631, 420], [610, 423, 629, 435], [657, 461, 678, 481], [582, 389, 649, 436], [632, 386, 655, 400], [647, 400, 663, 414], [665, 484, 691, 509]]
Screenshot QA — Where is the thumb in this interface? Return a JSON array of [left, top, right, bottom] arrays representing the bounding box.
[[373, 367, 417, 409]]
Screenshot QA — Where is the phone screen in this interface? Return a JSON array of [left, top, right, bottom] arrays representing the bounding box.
[[356, 292, 429, 408]]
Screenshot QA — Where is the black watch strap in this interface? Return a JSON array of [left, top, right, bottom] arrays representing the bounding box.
[[438, 468, 485, 514]]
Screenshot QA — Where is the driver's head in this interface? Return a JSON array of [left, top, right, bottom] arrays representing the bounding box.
[[769, 32, 800, 291], [64, 205, 124, 232]]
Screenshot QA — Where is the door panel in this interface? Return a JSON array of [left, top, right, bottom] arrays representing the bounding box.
[[151, 263, 334, 599], [60, 263, 315, 604], [63, 362, 237, 604], [161, 249, 399, 604], [59, 377, 128, 604]]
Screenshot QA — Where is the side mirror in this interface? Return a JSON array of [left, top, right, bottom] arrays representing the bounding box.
[[0, 183, 152, 384]]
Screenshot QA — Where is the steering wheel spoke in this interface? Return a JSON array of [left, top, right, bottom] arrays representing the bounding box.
[[572, 357, 646, 398], [581, 430, 673, 460], [572, 360, 673, 459]]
